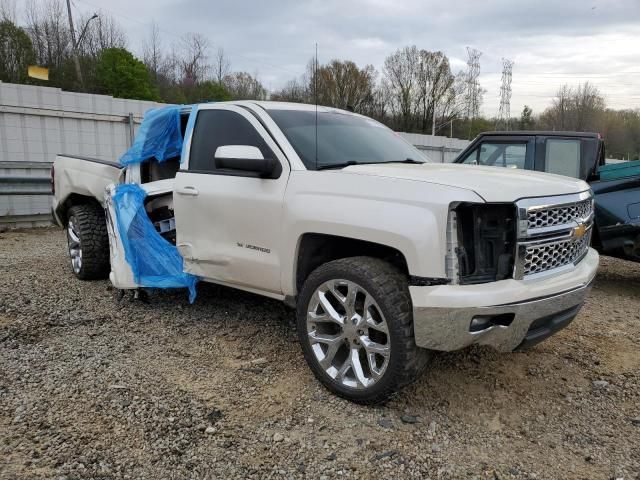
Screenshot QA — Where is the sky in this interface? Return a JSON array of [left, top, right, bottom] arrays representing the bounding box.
[[44, 0, 640, 119]]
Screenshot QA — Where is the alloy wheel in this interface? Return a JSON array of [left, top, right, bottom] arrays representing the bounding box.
[[67, 218, 82, 274], [306, 279, 390, 389]]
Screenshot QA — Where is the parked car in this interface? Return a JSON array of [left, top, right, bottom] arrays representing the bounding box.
[[52, 102, 598, 404], [454, 131, 640, 259]]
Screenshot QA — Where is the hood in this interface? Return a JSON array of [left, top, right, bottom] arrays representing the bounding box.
[[340, 163, 589, 202]]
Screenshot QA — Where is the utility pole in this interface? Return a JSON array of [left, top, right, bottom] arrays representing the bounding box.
[[65, 0, 84, 89], [495, 58, 514, 130], [65, 1, 97, 90]]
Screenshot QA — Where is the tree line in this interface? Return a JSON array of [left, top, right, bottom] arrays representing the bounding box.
[[0, 1, 637, 159], [517, 83, 640, 160], [0, 0, 265, 104]]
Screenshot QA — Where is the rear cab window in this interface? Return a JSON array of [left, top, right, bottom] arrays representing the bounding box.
[[544, 138, 581, 178]]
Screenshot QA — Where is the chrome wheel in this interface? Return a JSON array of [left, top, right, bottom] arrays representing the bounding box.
[[306, 279, 390, 389], [67, 218, 82, 274]]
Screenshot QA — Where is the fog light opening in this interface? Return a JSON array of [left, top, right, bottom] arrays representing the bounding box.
[[469, 313, 515, 333]]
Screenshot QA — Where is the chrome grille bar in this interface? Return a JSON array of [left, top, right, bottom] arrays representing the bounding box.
[[514, 191, 594, 280]]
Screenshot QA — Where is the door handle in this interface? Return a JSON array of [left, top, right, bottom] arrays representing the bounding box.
[[176, 186, 199, 196]]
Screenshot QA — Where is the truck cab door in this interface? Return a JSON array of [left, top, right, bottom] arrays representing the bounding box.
[[172, 105, 290, 295]]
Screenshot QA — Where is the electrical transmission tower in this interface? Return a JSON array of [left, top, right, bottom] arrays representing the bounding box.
[[465, 47, 482, 138], [495, 58, 514, 130]]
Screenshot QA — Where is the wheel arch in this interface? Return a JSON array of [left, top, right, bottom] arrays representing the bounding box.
[[56, 193, 103, 226], [293, 233, 410, 297]]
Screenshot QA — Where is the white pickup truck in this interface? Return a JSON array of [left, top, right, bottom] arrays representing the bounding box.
[[52, 101, 599, 404]]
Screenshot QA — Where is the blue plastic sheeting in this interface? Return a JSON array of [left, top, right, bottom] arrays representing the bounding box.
[[112, 183, 198, 302], [120, 106, 184, 166]]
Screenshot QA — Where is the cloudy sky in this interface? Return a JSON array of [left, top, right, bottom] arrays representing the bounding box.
[[67, 0, 640, 119]]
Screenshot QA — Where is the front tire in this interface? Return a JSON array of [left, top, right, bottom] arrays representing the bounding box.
[[66, 204, 110, 280], [296, 257, 430, 404]]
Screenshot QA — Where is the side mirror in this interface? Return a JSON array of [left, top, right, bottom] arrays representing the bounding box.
[[214, 145, 276, 177]]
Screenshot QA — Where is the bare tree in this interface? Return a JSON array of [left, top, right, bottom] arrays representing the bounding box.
[[313, 59, 376, 112], [24, 0, 72, 72], [271, 77, 309, 103], [224, 71, 267, 100], [79, 12, 126, 59], [540, 83, 605, 132], [383, 46, 420, 131], [572, 82, 606, 131], [548, 84, 572, 130], [142, 22, 162, 82], [178, 32, 209, 84], [360, 84, 390, 123], [415, 50, 455, 133], [0, 0, 16, 22], [213, 47, 230, 84]]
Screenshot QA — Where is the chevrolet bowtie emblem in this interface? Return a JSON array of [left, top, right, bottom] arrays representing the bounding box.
[[572, 223, 587, 239]]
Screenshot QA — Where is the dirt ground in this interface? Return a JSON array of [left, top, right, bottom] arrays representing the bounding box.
[[0, 227, 638, 479]]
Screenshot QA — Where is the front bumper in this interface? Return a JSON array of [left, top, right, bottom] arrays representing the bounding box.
[[410, 248, 599, 352]]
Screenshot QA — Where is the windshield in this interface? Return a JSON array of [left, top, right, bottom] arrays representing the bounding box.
[[267, 109, 429, 170]]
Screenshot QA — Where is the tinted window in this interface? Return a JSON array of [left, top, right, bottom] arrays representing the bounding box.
[[460, 142, 526, 169], [545, 139, 581, 178], [189, 109, 274, 172], [267, 109, 428, 169]]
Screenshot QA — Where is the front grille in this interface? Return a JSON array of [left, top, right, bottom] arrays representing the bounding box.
[[523, 231, 591, 276], [527, 199, 592, 229], [515, 193, 594, 279]]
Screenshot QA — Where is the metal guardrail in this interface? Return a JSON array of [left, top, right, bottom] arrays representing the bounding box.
[[0, 161, 54, 228], [0, 175, 52, 195]]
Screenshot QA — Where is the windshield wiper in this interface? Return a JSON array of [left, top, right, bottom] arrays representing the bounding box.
[[316, 161, 364, 170], [316, 158, 425, 171], [385, 158, 425, 164]]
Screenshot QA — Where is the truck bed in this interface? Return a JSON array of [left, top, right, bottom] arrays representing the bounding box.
[[598, 160, 640, 181], [52, 154, 123, 226]]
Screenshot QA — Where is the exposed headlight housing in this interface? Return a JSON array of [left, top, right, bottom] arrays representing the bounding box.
[[447, 203, 517, 285]]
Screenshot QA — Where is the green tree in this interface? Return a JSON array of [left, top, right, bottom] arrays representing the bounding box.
[[519, 105, 534, 130], [0, 20, 36, 83], [184, 80, 231, 103], [95, 47, 158, 100]]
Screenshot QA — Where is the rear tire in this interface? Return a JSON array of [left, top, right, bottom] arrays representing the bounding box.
[[296, 256, 430, 405], [66, 203, 110, 280]]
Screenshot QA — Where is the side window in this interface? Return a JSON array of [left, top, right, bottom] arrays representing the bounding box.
[[189, 109, 274, 172], [502, 144, 526, 169], [461, 142, 526, 168], [545, 139, 581, 178], [460, 147, 480, 164], [478, 144, 500, 165]]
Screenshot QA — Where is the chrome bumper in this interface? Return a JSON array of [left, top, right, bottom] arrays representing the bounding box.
[[411, 248, 598, 352]]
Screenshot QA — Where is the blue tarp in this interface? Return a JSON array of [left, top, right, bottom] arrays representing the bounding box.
[[112, 183, 198, 302], [120, 106, 184, 166]]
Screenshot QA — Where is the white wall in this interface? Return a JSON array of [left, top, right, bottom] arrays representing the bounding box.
[[0, 82, 471, 227], [398, 132, 470, 163], [0, 82, 165, 228], [0, 81, 164, 164]]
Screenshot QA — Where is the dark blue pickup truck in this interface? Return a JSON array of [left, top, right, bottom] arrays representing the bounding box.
[[454, 131, 640, 260]]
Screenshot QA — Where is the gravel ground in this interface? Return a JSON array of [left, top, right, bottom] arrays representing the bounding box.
[[1, 227, 639, 480]]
